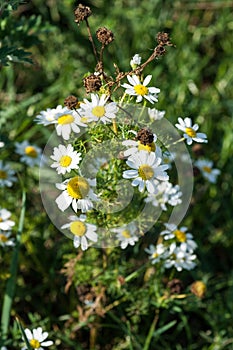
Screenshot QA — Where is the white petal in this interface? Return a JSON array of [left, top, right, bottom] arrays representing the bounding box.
[[143, 75, 152, 86]]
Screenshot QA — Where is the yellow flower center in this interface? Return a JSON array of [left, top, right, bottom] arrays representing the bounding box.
[[0, 170, 7, 179], [138, 141, 156, 152], [122, 230, 131, 238], [30, 339, 40, 349], [0, 234, 8, 243], [57, 114, 74, 125], [24, 146, 38, 158], [152, 252, 159, 259], [67, 176, 90, 199], [80, 116, 89, 123], [185, 127, 196, 138], [0, 217, 3, 222], [92, 106, 105, 118], [203, 166, 211, 173], [59, 155, 72, 167], [138, 164, 154, 180], [134, 84, 148, 96], [174, 229, 186, 242], [70, 221, 87, 236]]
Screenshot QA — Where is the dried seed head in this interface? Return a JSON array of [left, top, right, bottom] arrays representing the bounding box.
[[167, 278, 184, 294], [74, 4, 92, 25], [64, 95, 79, 110], [154, 45, 166, 57], [83, 73, 102, 93], [136, 128, 154, 145], [96, 27, 114, 45], [156, 32, 172, 46]]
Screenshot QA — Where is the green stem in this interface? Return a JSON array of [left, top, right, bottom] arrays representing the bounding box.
[[1, 189, 26, 340], [143, 309, 160, 350]]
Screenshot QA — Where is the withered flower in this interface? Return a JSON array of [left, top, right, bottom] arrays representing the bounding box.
[[74, 4, 92, 25], [96, 27, 114, 46], [136, 128, 154, 145], [83, 73, 102, 93], [64, 95, 79, 110]]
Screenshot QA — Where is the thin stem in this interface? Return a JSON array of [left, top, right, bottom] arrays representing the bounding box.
[[85, 18, 98, 64], [143, 309, 160, 350]]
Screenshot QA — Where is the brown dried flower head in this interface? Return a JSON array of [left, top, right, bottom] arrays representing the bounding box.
[[167, 278, 184, 294], [96, 27, 114, 46], [64, 95, 79, 110], [156, 32, 172, 46], [136, 128, 154, 145], [74, 4, 92, 25], [83, 73, 102, 93]]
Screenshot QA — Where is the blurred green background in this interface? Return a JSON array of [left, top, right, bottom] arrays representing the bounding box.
[[1, 0, 233, 349]]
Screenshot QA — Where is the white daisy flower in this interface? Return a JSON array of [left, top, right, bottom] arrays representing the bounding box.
[[175, 117, 208, 145], [0, 231, 15, 247], [121, 75, 160, 104], [34, 105, 64, 125], [61, 215, 98, 251], [50, 144, 82, 175], [122, 131, 162, 158], [15, 141, 43, 167], [79, 94, 118, 124], [112, 223, 139, 249], [0, 141, 5, 148], [160, 223, 197, 252], [0, 208, 15, 231], [0, 161, 17, 188], [1, 346, 8, 350], [21, 326, 53, 350], [54, 107, 87, 140], [55, 176, 98, 213], [123, 150, 169, 193], [195, 159, 220, 183], [145, 181, 182, 211], [148, 108, 165, 121], [164, 243, 197, 271], [145, 243, 168, 264], [130, 54, 141, 68]]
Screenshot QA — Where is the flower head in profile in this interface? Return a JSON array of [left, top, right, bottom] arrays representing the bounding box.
[[195, 159, 220, 183], [0, 208, 15, 231], [123, 150, 169, 193], [0, 231, 15, 247], [21, 326, 53, 350], [54, 107, 87, 140], [122, 75, 160, 104], [0, 161, 17, 188], [79, 93, 118, 124], [148, 107, 165, 121], [112, 222, 139, 249], [50, 144, 82, 175], [55, 176, 98, 213], [34, 105, 64, 126], [130, 54, 141, 69], [175, 117, 208, 145], [15, 141, 43, 167], [61, 215, 98, 250]]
